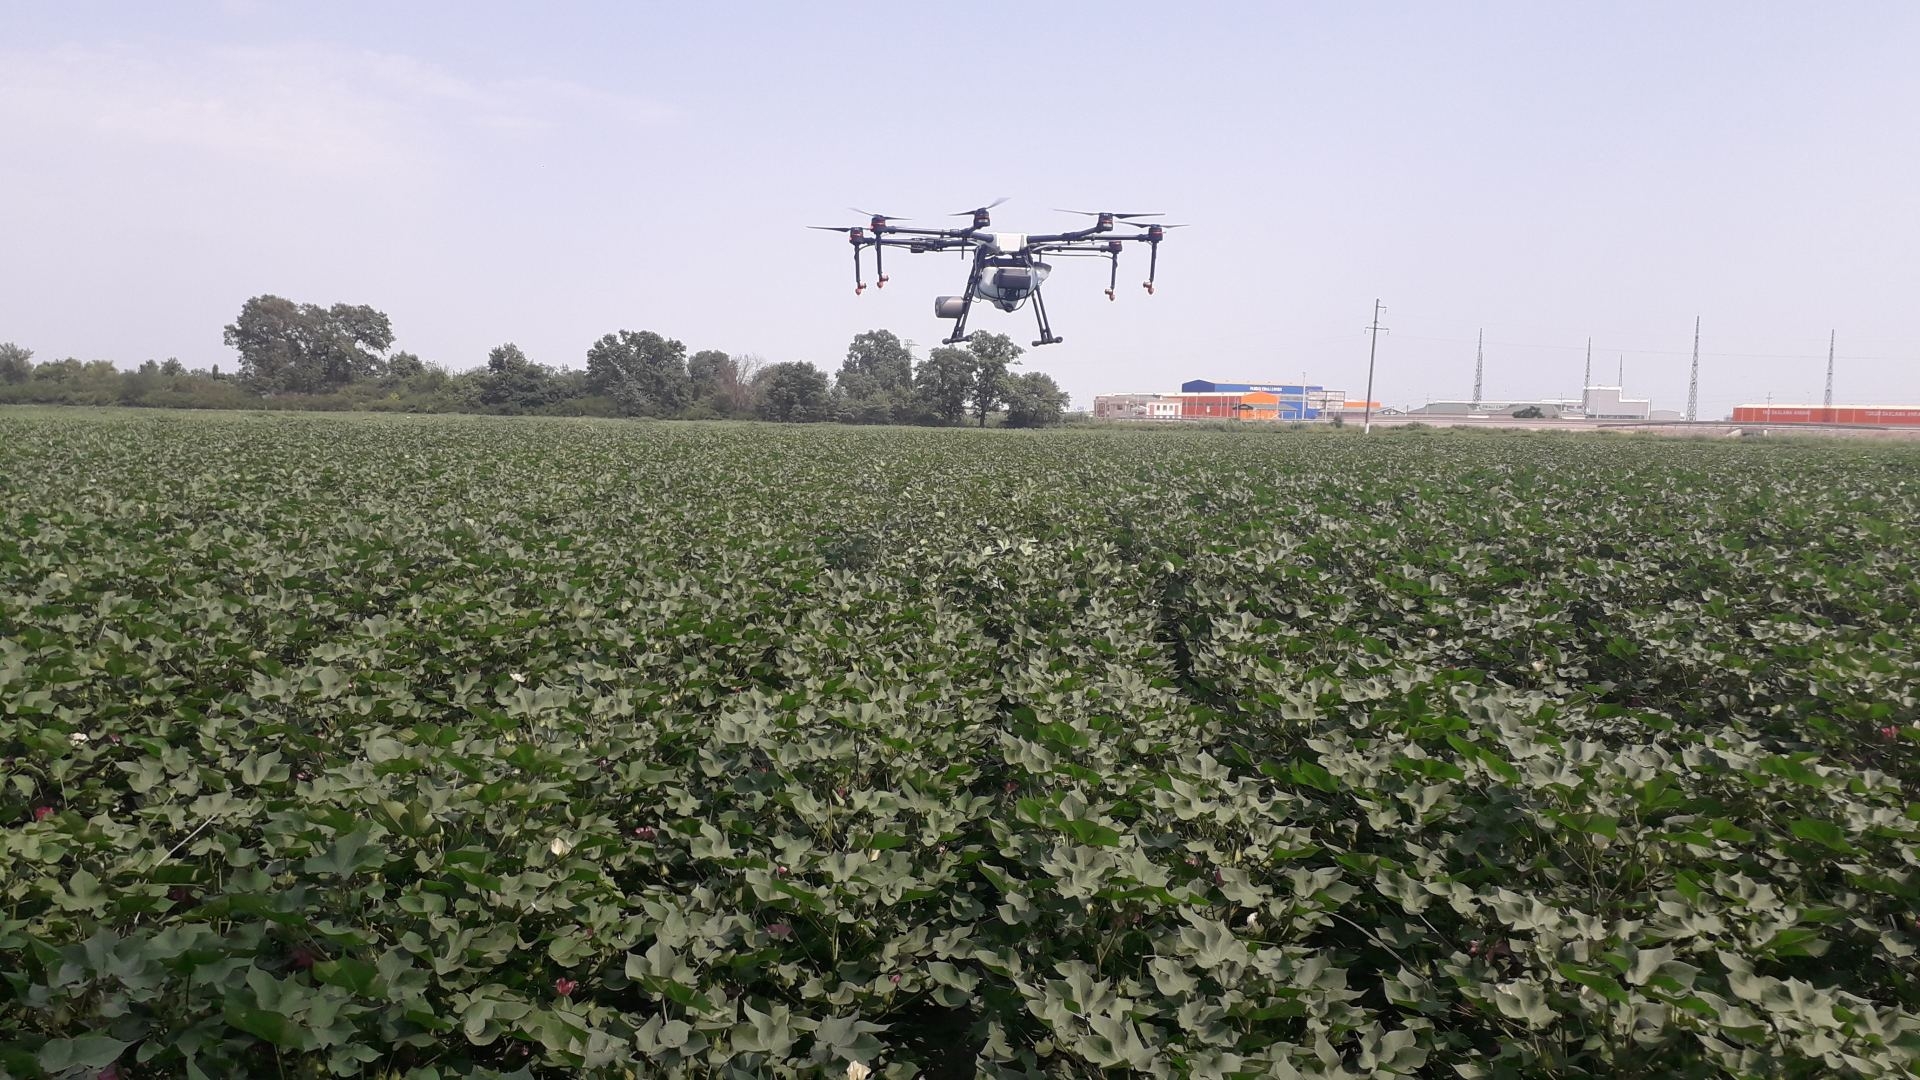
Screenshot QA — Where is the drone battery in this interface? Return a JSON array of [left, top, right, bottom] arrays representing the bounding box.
[[934, 296, 967, 319]]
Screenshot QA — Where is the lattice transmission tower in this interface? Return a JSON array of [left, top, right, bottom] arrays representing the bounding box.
[[1825, 330, 1835, 409], [1472, 329, 1483, 404], [1686, 317, 1700, 422]]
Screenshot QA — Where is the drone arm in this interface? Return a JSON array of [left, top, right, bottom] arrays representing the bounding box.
[[877, 225, 974, 238], [1024, 229, 1101, 245]]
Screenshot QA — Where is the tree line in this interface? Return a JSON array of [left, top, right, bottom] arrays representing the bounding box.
[[0, 295, 1071, 427]]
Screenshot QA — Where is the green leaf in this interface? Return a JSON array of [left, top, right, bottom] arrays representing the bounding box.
[[312, 957, 381, 997], [38, 1035, 134, 1072], [1557, 962, 1628, 1003], [303, 828, 385, 877], [223, 999, 305, 1048], [1059, 818, 1123, 848], [1286, 760, 1339, 793], [1787, 818, 1854, 853]]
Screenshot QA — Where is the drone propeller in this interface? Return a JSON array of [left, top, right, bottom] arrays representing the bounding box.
[[949, 196, 1010, 216], [807, 225, 862, 232], [849, 208, 910, 221], [1054, 209, 1163, 219]]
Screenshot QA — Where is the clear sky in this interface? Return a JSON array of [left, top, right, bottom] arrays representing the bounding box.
[[4, 2, 1917, 416]]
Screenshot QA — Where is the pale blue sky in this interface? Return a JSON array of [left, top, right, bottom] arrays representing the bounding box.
[[4, 2, 1916, 415]]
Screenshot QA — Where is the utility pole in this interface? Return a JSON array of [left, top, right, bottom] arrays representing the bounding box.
[[1686, 316, 1700, 423], [1472, 329, 1484, 405], [1824, 329, 1835, 412], [1583, 338, 1592, 416], [1363, 300, 1388, 434]]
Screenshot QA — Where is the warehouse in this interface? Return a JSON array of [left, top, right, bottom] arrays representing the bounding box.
[[1579, 386, 1653, 420], [1092, 394, 1182, 420], [1729, 404, 1920, 426], [1180, 379, 1327, 420]]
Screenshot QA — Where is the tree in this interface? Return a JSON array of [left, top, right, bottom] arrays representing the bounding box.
[[716, 353, 765, 416], [966, 332, 1024, 426], [0, 343, 32, 384], [480, 343, 554, 410], [913, 346, 975, 426], [835, 330, 915, 423], [222, 295, 394, 394], [688, 349, 735, 403], [159, 357, 186, 377], [386, 351, 425, 382], [585, 330, 690, 417], [1002, 371, 1070, 428], [754, 361, 832, 422]]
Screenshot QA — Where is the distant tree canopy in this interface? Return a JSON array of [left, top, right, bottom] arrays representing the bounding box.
[[0, 343, 32, 384], [965, 332, 1025, 428], [756, 361, 833, 422], [833, 330, 915, 423], [912, 346, 975, 426], [587, 330, 691, 418], [8, 310, 1074, 427], [222, 295, 394, 394], [1002, 371, 1070, 428]]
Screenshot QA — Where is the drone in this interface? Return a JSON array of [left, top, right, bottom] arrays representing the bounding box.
[[811, 199, 1182, 346]]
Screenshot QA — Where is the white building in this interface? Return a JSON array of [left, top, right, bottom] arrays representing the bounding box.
[[1579, 386, 1652, 420], [1093, 393, 1182, 421]]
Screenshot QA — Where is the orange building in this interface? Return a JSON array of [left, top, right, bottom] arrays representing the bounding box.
[[1173, 390, 1283, 420], [1729, 404, 1920, 426]]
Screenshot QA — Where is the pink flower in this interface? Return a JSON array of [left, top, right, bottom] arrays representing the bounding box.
[[554, 977, 578, 998], [289, 946, 317, 971], [776, 865, 789, 877], [1880, 726, 1901, 741], [96, 1065, 123, 1080], [32, 806, 53, 822], [889, 972, 901, 985], [767, 922, 793, 940]]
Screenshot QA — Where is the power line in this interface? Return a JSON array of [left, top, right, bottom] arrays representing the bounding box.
[[1385, 333, 1895, 362]]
